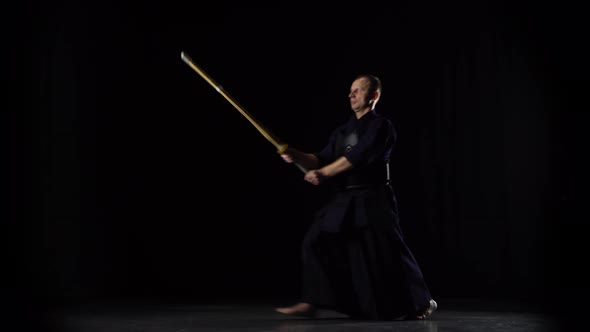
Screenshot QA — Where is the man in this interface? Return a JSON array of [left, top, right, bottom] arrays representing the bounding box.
[[276, 74, 436, 320]]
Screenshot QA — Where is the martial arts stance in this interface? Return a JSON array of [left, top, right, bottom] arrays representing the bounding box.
[[276, 74, 437, 320]]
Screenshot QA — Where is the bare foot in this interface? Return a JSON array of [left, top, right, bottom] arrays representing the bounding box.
[[275, 302, 316, 318], [409, 299, 437, 320]]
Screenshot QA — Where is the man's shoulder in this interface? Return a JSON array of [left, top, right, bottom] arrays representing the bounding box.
[[372, 111, 394, 126]]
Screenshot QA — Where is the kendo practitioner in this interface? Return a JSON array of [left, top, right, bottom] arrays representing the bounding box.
[[276, 74, 437, 320]]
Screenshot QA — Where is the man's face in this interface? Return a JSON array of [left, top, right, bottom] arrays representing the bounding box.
[[349, 78, 370, 112]]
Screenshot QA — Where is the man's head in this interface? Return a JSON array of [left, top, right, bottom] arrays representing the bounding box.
[[349, 74, 382, 115]]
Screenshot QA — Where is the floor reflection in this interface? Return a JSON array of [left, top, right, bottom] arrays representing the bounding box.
[[276, 318, 440, 332]]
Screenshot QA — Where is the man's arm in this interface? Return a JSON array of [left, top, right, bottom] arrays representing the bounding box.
[[304, 156, 352, 186], [281, 148, 321, 170], [318, 156, 353, 178]]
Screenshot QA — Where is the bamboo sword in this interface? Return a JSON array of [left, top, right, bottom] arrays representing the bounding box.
[[180, 51, 307, 173]]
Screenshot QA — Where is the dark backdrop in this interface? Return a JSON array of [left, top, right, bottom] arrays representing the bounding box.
[[16, 0, 583, 327]]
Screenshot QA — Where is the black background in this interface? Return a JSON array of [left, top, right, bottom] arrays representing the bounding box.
[[14, 0, 585, 328]]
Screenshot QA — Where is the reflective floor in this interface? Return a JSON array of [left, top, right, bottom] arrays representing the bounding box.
[[38, 299, 565, 332]]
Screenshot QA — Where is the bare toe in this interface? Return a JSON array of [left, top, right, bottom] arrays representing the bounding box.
[[275, 303, 316, 318]]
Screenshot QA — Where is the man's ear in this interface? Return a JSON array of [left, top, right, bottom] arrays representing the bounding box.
[[369, 91, 380, 105]]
